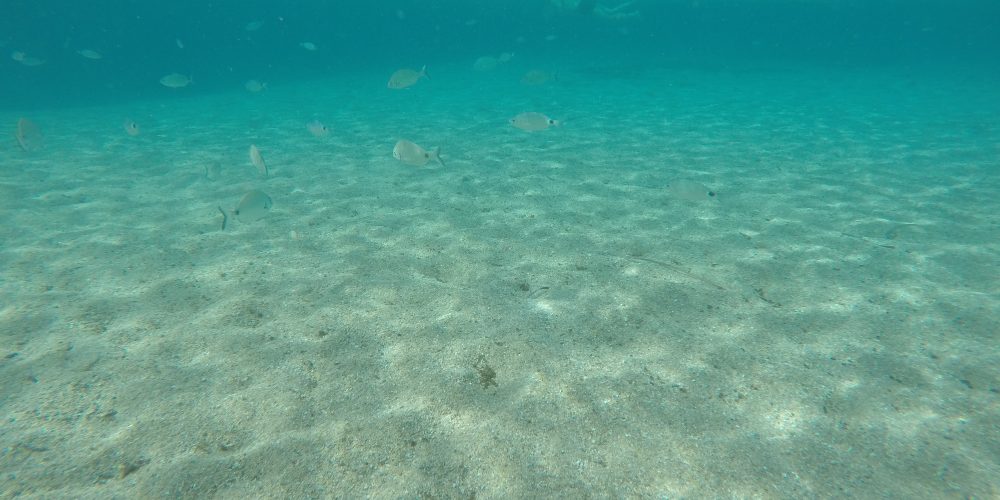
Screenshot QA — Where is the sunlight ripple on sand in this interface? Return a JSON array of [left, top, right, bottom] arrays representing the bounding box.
[[667, 179, 717, 202]]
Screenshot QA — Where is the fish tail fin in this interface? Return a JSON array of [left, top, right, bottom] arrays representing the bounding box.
[[433, 146, 445, 167], [218, 206, 229, 231], [420, 65, 429, 79]]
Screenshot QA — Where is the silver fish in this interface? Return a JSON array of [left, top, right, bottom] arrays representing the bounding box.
[[392, 139, 444, 167]]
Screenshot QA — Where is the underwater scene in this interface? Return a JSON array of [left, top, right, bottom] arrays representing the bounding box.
[[1, 0, 998, 497]]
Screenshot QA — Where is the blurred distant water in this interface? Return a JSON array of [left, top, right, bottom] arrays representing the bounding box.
[[2, 0, 998, 110]]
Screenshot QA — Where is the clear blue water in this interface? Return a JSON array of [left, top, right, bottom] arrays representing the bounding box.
[[2, 1, 999, 497]]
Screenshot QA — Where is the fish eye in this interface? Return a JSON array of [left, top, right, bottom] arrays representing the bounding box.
[[708, 191, 716, 197]]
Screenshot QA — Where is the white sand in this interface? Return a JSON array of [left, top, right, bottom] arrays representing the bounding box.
[[1, 63, 998, 497]]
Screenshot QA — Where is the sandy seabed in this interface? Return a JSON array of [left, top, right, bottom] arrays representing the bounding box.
[[1, 61, 998, 498]]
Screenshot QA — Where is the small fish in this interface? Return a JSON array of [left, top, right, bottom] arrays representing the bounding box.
[[498, 52, 515, 63], [11, 51, 45, 66], [175, 38, 184, 49], [249, 144, 268, 177], [19, 56, 45, 66], [510, 112, 560, 131], [472, 56, 498, 72], [15, 117, 42, 151], [299, 41, 317, 51], [520, 69, 555, 86], [387, 65, 427, 89], [245, 20, 264, 32], [159, 73, 192, 88], [244, 79, 267, 92], [234, 190, 273, 223], [123, 118, 140, 136], [306, 120, 329, 137], [392, 139, 444, 167], [77, 49, 102, 60]]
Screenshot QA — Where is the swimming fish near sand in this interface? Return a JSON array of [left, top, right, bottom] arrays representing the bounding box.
[[159, 73, 192, 88], [510, 112, 560, 131], [244, 79, 267, 92], [387, 65, 427, 89], [306, 120, 329, 137], [234, 190, 273, 224], [249, 144, 268, 177], [472, 56, 499, 72], [15, 117, 42, 151], [123, 118, 140, 136], [521, 69, 556, 86], [218, 190, 273, 230], [392, 139, 444, 167]]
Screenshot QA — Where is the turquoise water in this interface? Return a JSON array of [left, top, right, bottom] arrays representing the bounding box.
[[2, 1, 999, 498], [3, 1, 998, 108]]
